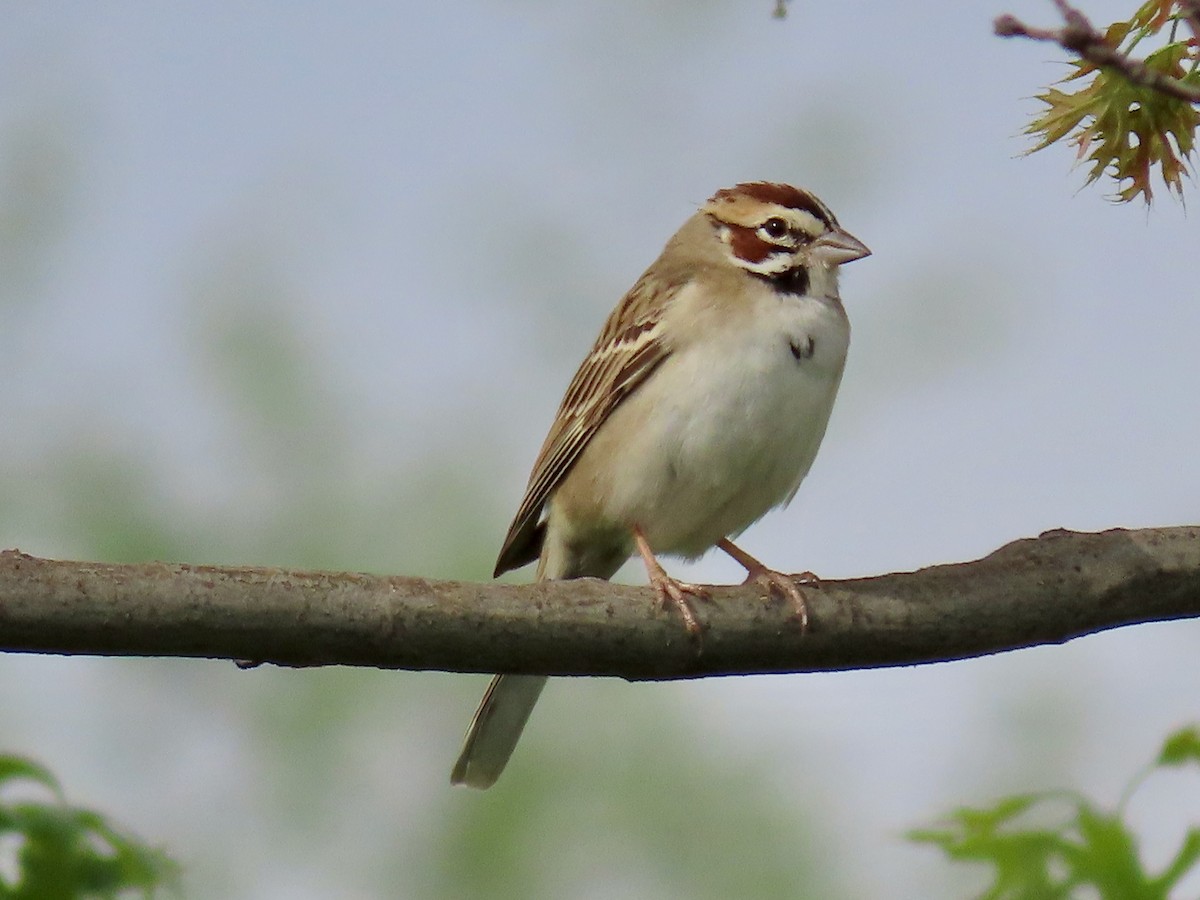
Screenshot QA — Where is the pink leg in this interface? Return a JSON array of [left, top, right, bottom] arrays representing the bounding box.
[[634, 525, 707, 638], [716, 538, 816, 632]]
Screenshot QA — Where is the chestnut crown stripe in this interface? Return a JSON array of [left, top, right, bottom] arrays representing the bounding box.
[[708, 181, 837, 228]]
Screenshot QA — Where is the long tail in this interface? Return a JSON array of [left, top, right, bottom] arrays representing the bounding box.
[[449, 673, 548, 788], [450, 531, 626, 788]]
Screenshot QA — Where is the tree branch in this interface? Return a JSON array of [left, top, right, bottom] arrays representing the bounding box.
[[995, 0, 1200, 104], [1, 526, 1197, 681]]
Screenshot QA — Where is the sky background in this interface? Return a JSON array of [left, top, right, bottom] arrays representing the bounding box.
[[1, 2, 1198, 898]]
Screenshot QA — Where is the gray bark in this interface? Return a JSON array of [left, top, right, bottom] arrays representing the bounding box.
[[0, 526, 1196, 680]]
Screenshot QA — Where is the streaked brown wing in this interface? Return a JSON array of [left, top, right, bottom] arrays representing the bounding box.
[[493, 275, 681, 576]]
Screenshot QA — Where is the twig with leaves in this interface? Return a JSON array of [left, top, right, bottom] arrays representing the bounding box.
[[995, 0, 1200, 202], [912, 725, 1200, 896], [997, 0, 1200, 103]]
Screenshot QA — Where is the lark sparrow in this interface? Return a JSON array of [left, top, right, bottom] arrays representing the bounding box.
[[452, 182, 869, 788]]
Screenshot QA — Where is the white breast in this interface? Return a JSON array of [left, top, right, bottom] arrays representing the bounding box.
[[591, 281, 850, 558]]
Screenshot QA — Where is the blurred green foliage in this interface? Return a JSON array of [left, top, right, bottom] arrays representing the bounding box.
[[0, 755, 179, 899], [424, 687, 844, 900], [911, 725, 1200, 899]]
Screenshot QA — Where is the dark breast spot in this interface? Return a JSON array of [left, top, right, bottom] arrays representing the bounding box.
[[789, 335, 815, 362]]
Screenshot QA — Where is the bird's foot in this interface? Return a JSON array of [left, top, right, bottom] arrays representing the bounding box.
[[634, 525, 708, 639], [717, 538, 817, 632], [649, 568, 709, 638], [744, 566, 815, 632]]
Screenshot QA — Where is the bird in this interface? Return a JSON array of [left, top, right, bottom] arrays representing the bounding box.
[[451, 181, 870, 789]]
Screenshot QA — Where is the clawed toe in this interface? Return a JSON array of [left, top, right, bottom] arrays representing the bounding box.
[[634, 525, 708, 639], [746, 569, 812, 632], [792, 570, 820, 588], [717, 538, 816, 632], [651, 575, 708, 638]]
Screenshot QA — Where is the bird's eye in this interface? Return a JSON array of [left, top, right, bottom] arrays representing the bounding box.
[[760, 217, 789, 239]]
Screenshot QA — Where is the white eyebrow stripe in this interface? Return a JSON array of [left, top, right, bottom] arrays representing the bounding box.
[[781, 208, 825, 238]]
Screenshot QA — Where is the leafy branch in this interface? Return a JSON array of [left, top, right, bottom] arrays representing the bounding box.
[[995, 0, 1200, 202], [0, 756, 180, 898], [912, 726, 1200, 898]]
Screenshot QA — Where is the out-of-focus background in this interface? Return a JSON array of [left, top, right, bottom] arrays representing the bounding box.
[[1, 2, 1197, 897]]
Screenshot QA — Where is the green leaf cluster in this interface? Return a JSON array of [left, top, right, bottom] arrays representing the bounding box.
[[1025, 1, 1200, 203], [910, 726, 1200, 899], [0, 756, 179, 899]]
